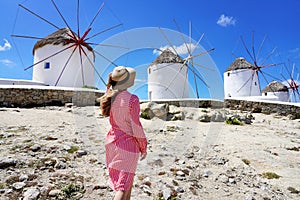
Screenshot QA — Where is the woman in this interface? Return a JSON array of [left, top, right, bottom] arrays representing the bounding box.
[[100, 66, 148, 200]]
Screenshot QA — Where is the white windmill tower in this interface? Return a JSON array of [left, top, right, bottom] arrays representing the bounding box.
[[32, 28, 95, 87], [224, 57, 261, 98], [225, 33, 283, 99], [261, 81, 289, 102], [148, 49, 189, 100], [11, 1, 123, 89], [147, 20, 214, 101]]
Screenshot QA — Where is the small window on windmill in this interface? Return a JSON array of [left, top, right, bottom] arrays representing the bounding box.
[[148, 68, 151, 74], [227, 72, 230, 77], [254, 82, 257, 86], [44, 62, 50, 69], [264, 92, 267, 96]]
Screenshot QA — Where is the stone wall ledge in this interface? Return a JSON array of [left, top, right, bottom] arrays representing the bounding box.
[[224, 98, 300, 119], [140, 98, 224, 108], [1, 86, 299, 119], [0, 86, 104, 108]]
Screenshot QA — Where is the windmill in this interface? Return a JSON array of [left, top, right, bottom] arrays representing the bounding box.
[[225, 33, 282, 98], [11, 0, 122, 88], [148, 20, 215, 100], [261, 80, 289, 102], [281, 61, 300, 102]]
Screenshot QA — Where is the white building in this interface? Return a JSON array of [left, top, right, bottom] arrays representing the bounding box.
[[261, 81, 289, 102], [148, 49, 189, 100], [0, 78, 45, 86], [224, 57, 260, 98], [32, 28, 95, 87]]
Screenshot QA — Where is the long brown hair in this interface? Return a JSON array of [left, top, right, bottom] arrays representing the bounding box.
[[100, 74, 120, 117]]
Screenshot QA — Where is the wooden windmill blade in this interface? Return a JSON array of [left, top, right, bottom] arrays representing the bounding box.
[[286, 61, 300, 102], [236, 71, 256, 95], [157, 25, 190, 98], [87, 42, 129, 50], [55, 45, 79, 85], [192, 62, 215, 71], [152, 61, 182, 72], [156, 20, 214, 98], [185, 22, 214, 96], [235, 33, 282, 96], [173, 19, 192, 55], [259, 70, 278, 95], [164, 60, 188, 92], [281, 62, 300, 102], [11, 0, 123, 88], [288, 78, 299, 102], [17, 3, 60, 30], [158, 27, 180, 56], [11, 35, 45, 40], [240, 35, 256, 65], [184, 21, 208, 98]]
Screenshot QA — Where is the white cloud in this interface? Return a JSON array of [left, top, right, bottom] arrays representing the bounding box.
[[0, 39, 12, 51], [217, 14, 236, 27], [0, 59, 15, 67], [289, 48, 299, 53], [135, 78, 147, 83], [282, 79, 300, 88], [153, 43, 198, 56], [288, 48, 300, 59]]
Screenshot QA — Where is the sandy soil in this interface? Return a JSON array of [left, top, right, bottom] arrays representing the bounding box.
[[0, 106, 299, 200]]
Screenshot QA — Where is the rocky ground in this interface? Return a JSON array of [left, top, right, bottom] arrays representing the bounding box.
[[0, 104, 300, 200]]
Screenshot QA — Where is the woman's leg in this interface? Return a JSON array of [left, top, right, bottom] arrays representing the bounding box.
[[113, 187, 132, 200], [114, 190, 125, 200], [124, 185, 133, 200]]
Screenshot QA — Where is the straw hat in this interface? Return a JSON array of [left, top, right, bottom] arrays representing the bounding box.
[[110, 66, 136, 91]]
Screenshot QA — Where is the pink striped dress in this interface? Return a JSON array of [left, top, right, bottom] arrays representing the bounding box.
[[105, 90, 147, 191]]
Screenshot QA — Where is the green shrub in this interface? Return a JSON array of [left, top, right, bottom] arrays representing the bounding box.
[[156, 197, 178, 200], [140, 111, 150, 119], [225, 117, 243, 125], [261, 172, 281, 179], [68, 146, 79, 154], [62, 183, 83, 198], [82, 85, 98, 90]]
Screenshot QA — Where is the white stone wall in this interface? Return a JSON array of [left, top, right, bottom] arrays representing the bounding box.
[[148, 63, 189, 100], [261, 91, 290, 102], [33, 44, 95, 87], [224, 68, 260, 98], [0, 78, 45, 86]]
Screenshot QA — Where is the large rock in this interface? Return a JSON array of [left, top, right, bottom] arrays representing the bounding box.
[[168, 105, 185, 120], [198, 113, 211, 122], [23, 187, 40, 200], [12, 182, 26, 190], [170, 112, 185, 121], [168, 105, 181, 114], [48, 189, 62, 197], [140, 102, 168, 120], [151, 103, 168, 119], [225, 112, 254, 124], [210, 110, 226, 122], [0, 158, 17, 169]]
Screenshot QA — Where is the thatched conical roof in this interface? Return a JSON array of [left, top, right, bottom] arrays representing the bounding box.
[[261, 81, 288, 93], [150, 49, 184, 66], [33, 27, 93, 54], [225, 57, 252, 72]]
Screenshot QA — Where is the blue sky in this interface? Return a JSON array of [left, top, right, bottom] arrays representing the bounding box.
[[0, 0, 300, 100]]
